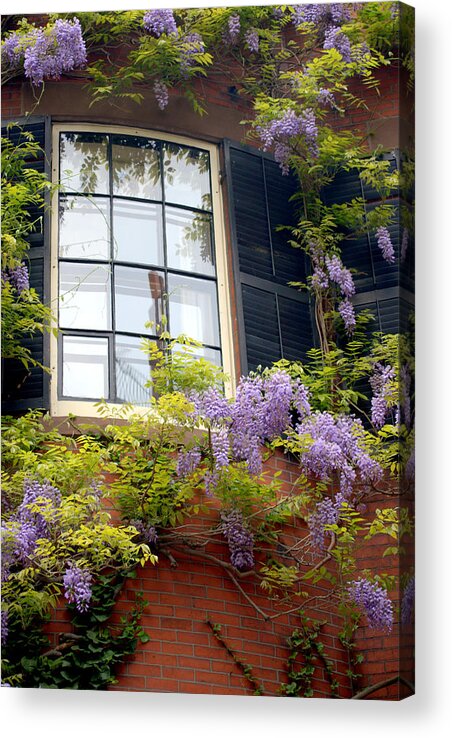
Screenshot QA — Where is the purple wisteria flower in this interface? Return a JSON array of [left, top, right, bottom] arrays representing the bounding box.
[[3, 19, 87, 86], [292, 5, 326, 26], [331, 4, 352, 23], [223, 14, 241, 45], [189, 386, 231, 424], [204, 469, 219, 498], [12, 480, 62, 563], [323, 25, 352, 63], [176, 447, 202, 477], [180, 32, 205, 73], [245, 29, 259, 53], [375, 226, 395, 263], [348, 577, 393, 631], [401, 575, 415, 625], [325, 254, 355, 298], [370, 362, 396, 428], [296, 412, 382, 494], [130, 519, 158, 545], [308, 494, 344, 550], [2, 264, 29, 293], [220, 508, 254, 571], [317, 87, 336, 107], [338, 299, 356, 335], [211, 427, 230, 470], [63, 563, 93, 613], [256, 108, 319, 173], [153, 80, 169, 110], [143, 9, 178, 37]]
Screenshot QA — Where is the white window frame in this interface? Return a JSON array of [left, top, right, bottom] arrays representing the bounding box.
[[50, 122, 236, 417]]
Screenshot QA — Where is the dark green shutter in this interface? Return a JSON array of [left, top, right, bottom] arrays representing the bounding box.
[[1, 116, 51, 413], [223, 140, 313, 373]]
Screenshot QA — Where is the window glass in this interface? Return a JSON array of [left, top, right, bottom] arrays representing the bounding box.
[[62, 335, 109, 398], [114, 266, 165, 335], [112, 200, 164, 266], [112, 136, 161, 200], [59, 262, 111, 330], [166, 207, 214, 276], [115, 334, 154, 405], [163, 144, 212, 211], [59, 196, 110, 260], [60, 133, 109, 194], [57, 130, 223, 403], [168, 273, 219, 346]]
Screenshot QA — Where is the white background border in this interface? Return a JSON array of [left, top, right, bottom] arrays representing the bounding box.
[[1, 0, 451, 735]]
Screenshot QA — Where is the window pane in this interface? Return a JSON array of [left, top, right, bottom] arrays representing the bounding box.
[[59, 196, 110, 260], [112, 136, 161, 200], [168, 273, 219, 346], [166, 207, 214, 276], [163, 144, 212, 211], [62, 335, 109, 399], [115, 266, 165, 335], [60, 133, 109, 194], [59, 262, 111, 330], [115, 335, 154, 405], [112, 199, 164, 266]]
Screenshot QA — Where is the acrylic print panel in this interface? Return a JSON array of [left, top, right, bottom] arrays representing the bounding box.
[[0, 2, 414, 700]]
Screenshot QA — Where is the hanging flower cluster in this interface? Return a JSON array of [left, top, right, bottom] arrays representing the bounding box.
[[12, 480, 61, 564], [347, 577, 393, 631], [291, 3, 358, 61], [375, 226, 396, 263], [369, 362, 396, 429], [180, 32, 206, 74], [308, 493, 344, 550], [401, 575, 415, 626], [223, 14, 241, 45], [143, 9, 178, 37], [296, 412, 383, 495], [256, 108, 319, 174], [63, 563, 93, 613], [309, 244, 357, 335], [153, 80, 169, 110], [2, 18, 87, 86], [220, 508, 254, 571], [245, 29, 259, 53], [1, 264, 30, 294]]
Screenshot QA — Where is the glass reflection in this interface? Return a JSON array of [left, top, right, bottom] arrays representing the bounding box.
[[62, 335, 109, 398], [115, 266, 165, 335], [59, 262, 111, 330], [163, 144, 212, 211], [60, 133, 109, 194], [112, 136, 161, 200], [115, 334, 154, 405], [166, 207, 214, 275], [59, 196, 110, 260], [168, 273, 219, 346], [112, 200, 163, 266]]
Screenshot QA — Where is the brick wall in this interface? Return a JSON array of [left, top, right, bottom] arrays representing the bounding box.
[[41, 449, 413, 699]]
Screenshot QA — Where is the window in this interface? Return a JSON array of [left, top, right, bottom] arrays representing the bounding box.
[[50, 125, 234, 415]]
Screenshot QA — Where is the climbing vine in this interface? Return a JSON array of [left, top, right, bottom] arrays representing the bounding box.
[[1, 4, 414, 695]]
